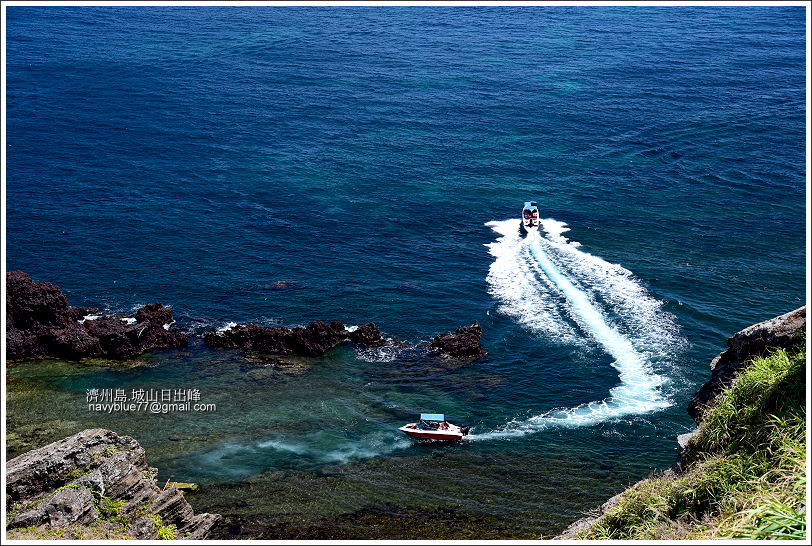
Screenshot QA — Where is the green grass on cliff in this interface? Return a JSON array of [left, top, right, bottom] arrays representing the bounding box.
[[578, 341, 807, 540]]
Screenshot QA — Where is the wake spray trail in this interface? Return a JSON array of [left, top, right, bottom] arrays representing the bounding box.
[[478, 219, 678, 440]]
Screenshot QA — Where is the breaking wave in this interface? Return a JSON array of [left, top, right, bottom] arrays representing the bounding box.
[[477, 219, 682, 440]]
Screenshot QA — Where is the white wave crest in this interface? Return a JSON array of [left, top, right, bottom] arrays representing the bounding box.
[[355, 340, 404, 362], [216, 321, 238, 333], [538, 218, 683, 359]]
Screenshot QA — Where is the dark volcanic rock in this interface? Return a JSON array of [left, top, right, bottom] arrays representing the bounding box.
[[7, 271, 82, 359], [6, 271, 187, 361], [6, 319, 48, 360], [83, 316, 140, 358], [261, 280, 302, 291], [41, 326, 103, 360], [6, 270, 74, 330], [205, 320, 388, 357], [348, 323, 386, 347], [687, 306, 806, 423], [428, 323, 486, 360], [135, 302, 175, 325], [6, 428, 219, 539], [289, 320, 349, 356], [73, 307, 100, 320], [86, 305, 187, 359], [207, 320, 487, 372], [204, 320, 349, 357]]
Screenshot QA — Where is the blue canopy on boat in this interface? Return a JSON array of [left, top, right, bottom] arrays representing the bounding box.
[[420, 413, 445, 421]]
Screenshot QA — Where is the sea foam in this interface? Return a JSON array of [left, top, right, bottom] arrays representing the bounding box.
[[478, 219, 682, 440]]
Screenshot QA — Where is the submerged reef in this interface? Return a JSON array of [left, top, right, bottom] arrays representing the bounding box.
[[6, 428, 220, 540], [558, 306, 807, 540], [6, 271, 187, 361]]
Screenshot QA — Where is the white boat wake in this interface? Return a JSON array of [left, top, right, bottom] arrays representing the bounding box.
[[194, 218, 682, 468], [476, 219, 682, 440]]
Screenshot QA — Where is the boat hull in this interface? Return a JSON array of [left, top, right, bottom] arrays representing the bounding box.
[[399, 425, 466, 441]]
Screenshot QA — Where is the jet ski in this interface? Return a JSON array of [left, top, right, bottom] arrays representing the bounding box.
[[521, 201, 540, 233]]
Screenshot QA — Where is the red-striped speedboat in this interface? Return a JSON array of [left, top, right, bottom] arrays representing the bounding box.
[[399, 413, 470, 441]]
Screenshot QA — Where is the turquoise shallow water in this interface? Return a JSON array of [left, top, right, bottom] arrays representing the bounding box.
[[5, 6, 806, 538]]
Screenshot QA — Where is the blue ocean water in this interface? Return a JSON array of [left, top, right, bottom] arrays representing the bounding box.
[[6, 6, 806, 537]]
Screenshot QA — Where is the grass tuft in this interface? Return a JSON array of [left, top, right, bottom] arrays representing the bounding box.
[[157, 524, 177, 540]]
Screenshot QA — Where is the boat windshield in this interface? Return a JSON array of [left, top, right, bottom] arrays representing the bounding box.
[[417, 420, 440, 430]]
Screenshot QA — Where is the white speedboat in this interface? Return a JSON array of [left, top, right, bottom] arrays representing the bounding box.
[[521, 201, 540, 233], [399, 413, 470, 441]]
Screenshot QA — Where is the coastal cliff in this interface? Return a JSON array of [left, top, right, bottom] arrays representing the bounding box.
[[5, 429, 220, 540], [557, 306, 806, 540]]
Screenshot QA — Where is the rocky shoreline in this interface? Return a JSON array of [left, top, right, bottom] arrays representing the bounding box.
[[6, 429, 220, 540], [4, 272, 489, 540], [6, 271, 486, 364], [555, 305, 807, 539], [5, 271, 805, 540], [7, 271, 188, 361]]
